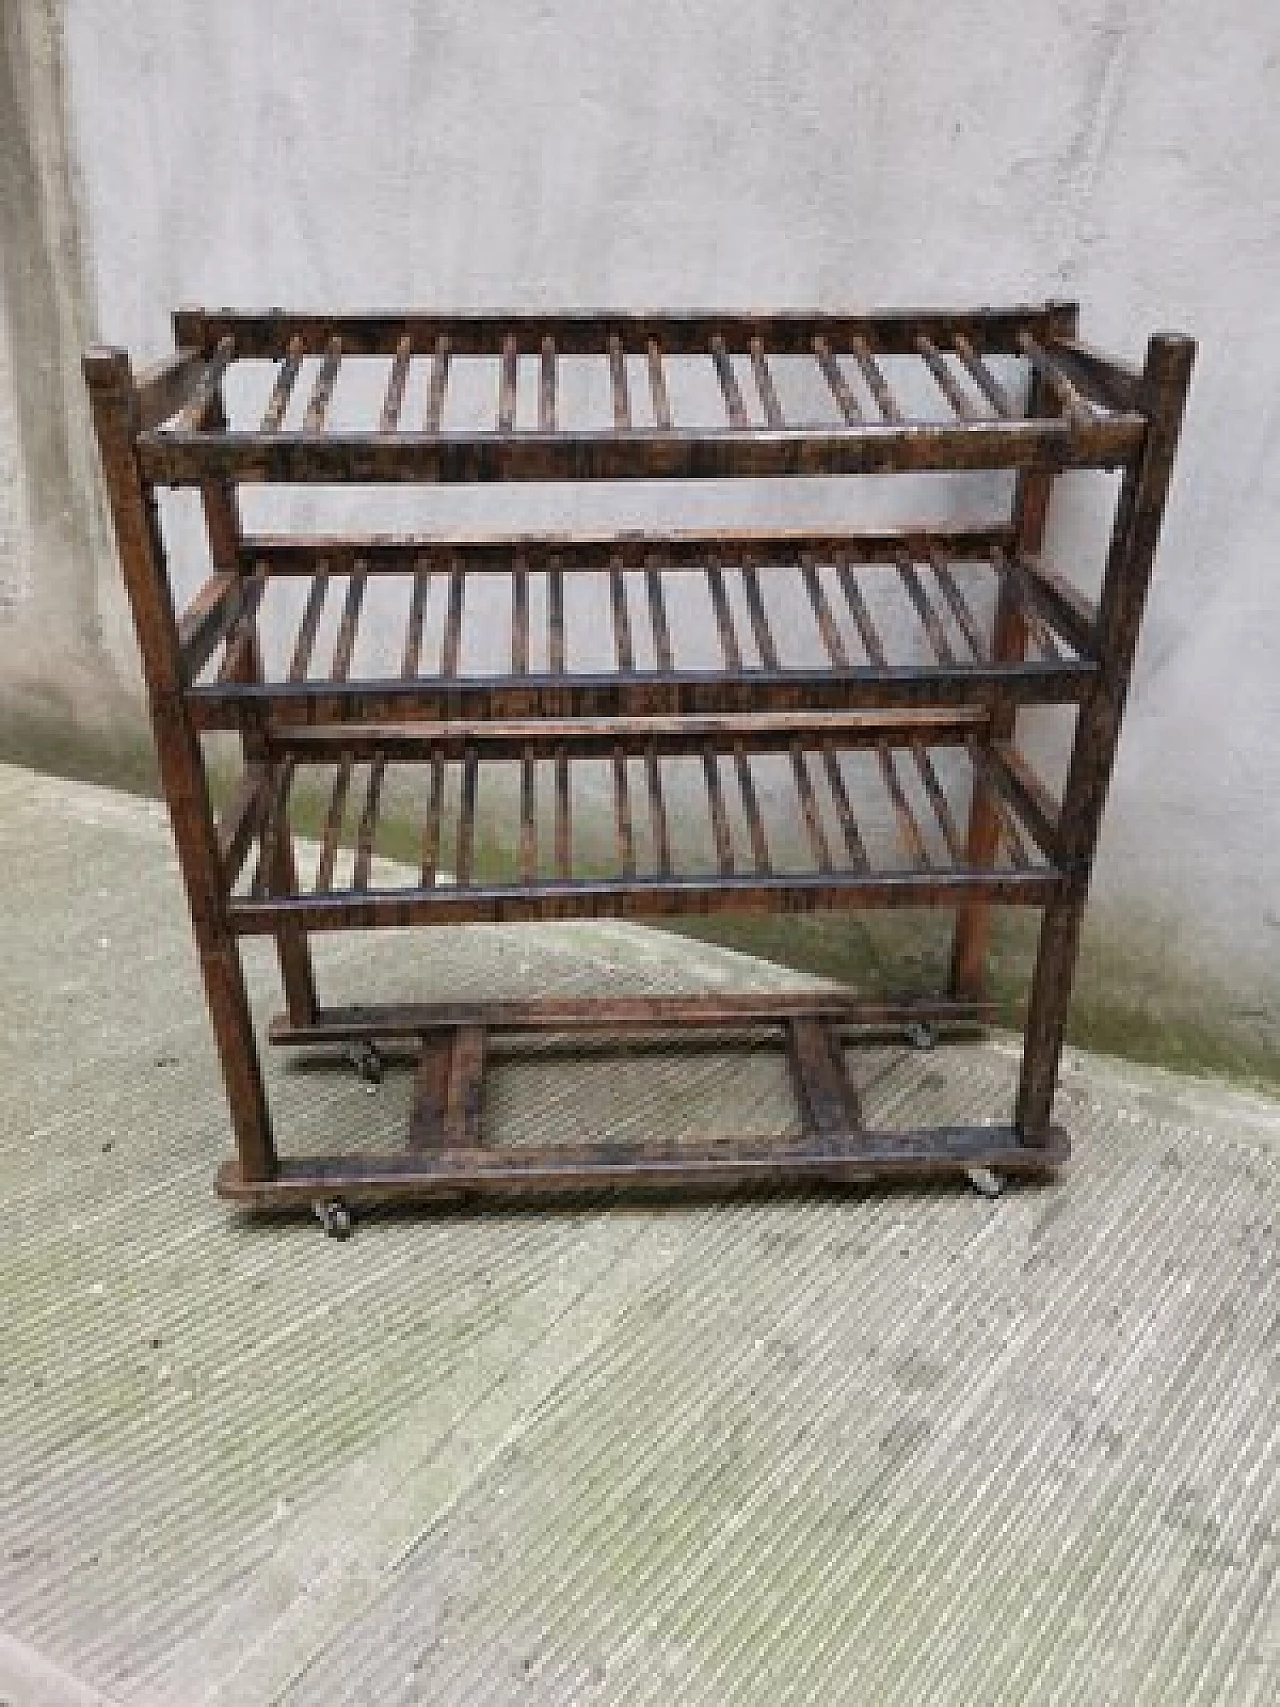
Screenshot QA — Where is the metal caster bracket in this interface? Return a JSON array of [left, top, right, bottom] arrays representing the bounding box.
[[314, 1199, 354, 1239]]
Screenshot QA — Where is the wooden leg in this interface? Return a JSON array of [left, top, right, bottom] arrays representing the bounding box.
[[1014, 896, 1082, 1142]]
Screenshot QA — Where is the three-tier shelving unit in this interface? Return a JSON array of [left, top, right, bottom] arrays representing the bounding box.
[[84, 302, 1193, 1216]]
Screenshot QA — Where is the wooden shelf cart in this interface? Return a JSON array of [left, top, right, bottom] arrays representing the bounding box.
[[83, 303, 1193, 1215]]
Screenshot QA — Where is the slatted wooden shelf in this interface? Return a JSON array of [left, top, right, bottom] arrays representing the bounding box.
[[84, 303, 1193, 1217]]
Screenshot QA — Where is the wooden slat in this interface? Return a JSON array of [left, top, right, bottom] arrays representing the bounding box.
[[498, 333, 518, 432], [178, 335, 236, 430], [613, 748, 636, 877], [547, 558, 565, 672], [420, 755, 445, 885], [520, 750, 536, 882], [813, 335, 863, 424], [251, 759, 296, 900], [787, 1017, 861, 1135], [511, 557, 530, 674], [177, 570, 242, 683], [801, 557, 848, 667], [216, 763, 269, 889], [733, 744, 771, 874], [1047, 336, 1143, 413], [646, 564, 673, 671], [925, 548, 986, 661], [705, 557, 743, 671], [911, 742, 963, 862], [646, 338, 673, 429], [990, 547, 1063, 662], [897, 555, 956, 664], [1010, 550, 1099, 656], [316, 758, 352, 892], [134, 349, 205, 432], [554, 745, 572, 878], [988, 741, 1060, 861], [353, 756, 386, 890], [609, 558, 634, 671], [539, 336, 557, 432], [401, 567, 430, 678], [408, 1026, 486, 1150], [877, 743, 930, 868], [750, 337, 784, 427], [953, 333, 1015, 419], [820, 743, 869, 871], [710, 335, 749, 428], [850, 336, 903, 422], [914, 334, 978, 422], [791, 745, 832, 872], [260, 336, 304, 431], [1017, 332, 1096, 424], [287, 565, 330, 681], [456, 746, 478, 885], [967, 739, 1030, 868], [646, 746, 672, 877], [424, 334, 450, 431], [330, 566, 367, 681], [608, 334, 632, 431], [441, 560, 465, 676], [379, 334, 412, 432], [702, 747, 735, 875], [303, 336, 343, 433], [837, 561, 888, 666], [741, 564, 779, 668]]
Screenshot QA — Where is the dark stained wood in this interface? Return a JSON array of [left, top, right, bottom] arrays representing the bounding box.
[[425, 334, 451, 431], [787, 1018, 862, 1135], [261, 336, 304, 431], [380, 335, 412, 432], [87, 305, 1187, 1205]]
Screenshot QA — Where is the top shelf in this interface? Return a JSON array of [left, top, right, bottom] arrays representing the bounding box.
[[126, 303, 1153, 486]]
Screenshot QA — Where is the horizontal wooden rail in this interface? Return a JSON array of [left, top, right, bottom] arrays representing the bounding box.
[[229, 865, 1064, 935], [187, 658, 1097, 730], [138, 417, 1145, 485], [240, 524, 1014, 575], [174, 304, 1075, 359]]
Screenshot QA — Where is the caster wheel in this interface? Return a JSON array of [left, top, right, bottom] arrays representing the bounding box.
[[347, 1041, 384, 1086], [314, 1199, 354, 1239], [904, 1020, 938, 1052], [966, 1166, 1004, 1200]]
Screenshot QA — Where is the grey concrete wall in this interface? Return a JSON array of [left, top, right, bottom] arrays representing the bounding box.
[[1, 0, 1277, 1056]]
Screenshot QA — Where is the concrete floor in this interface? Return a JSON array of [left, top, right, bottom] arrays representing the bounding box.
[[0, 759, 1276, 1705]]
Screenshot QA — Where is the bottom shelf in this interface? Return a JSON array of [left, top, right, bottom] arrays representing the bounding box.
[[222, 996, 1066, 1210]]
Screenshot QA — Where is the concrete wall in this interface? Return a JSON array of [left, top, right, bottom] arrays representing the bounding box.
[[2, 0, 1277, 1065]]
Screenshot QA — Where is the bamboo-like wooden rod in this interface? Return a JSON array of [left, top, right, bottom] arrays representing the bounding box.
[[813, 334, 864, 424], [547, 559, 565, 672], [498, 334, 519, 432], [261, 336, 304, 431], [750, 337, 784, 427], [953, 333, 1015, 419], [734, 744, 771, 874], [303, 336, 343, 433], [646, 338, 673, 429], [710, 335, 749, 428], [801, 557, 848, 668], [925, 548, 986, 661], [703, 747, 735, 876], [520, 751, 536, 883], [820, 743, 869, 870], [877, 743, 929, 868], [1017, 332, 1096, 424], [178, 335, 236, 430], [554, 745, 572, 878], [511, 557, 530, 674], [646, 564, 673, 671], [645, 746, 672, 876], [609, 334, 632, 431], [911, 742, 963, 862], [613, 747, 636, 877], [380, 335, 412, 433], [539, 337, 556, 432], [914, 334, 978, 422], [610, 559, 634, 672], [741, 564, 779, 669], [353, 756, 386, 890], [425, 334, 450, 431], [420, 754, 445, 885], [441, 562, 465, 677], [287, 565, 330, 681], [402, 568, 430, 678], [705, 558, 742, 671], [967, 739, 1030, 868], [837, 562, 888, 666], [456, 746, 478, 884], [791, 745, 832, 872], [316, 757, 352, 892], [330, 567, 366, 682], [850, 337, 903, 422], [251, 759, 296, 900], [897, 555, 956, 665]]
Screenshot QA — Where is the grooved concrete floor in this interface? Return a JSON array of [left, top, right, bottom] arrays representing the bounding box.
[[0, 761, 1277, 1705]]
